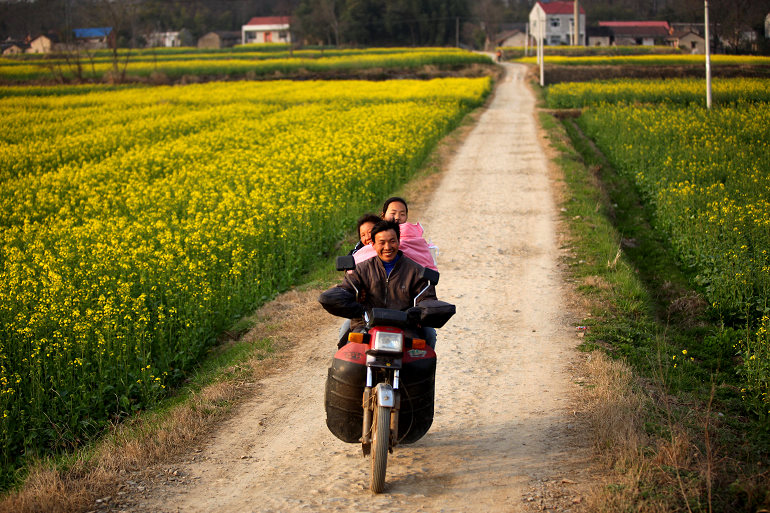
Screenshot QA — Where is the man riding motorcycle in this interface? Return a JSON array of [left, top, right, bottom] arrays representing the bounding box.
[[318, 219, 455, 492], [319, 220, 437, 346]]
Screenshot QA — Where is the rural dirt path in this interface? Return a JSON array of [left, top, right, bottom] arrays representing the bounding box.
[[117, 62, 595, 512]]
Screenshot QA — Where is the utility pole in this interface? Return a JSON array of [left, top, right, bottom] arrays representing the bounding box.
[[525, 22, 529, 57], [705, 0, 712, 108], [538, 15, 544, 86], [573, 0, 579, 46], [456, 17, 459, 48], [63, 0, 73, 45]]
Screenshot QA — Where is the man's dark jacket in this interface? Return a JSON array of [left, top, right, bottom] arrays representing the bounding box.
[[318, 251, 436, 331]]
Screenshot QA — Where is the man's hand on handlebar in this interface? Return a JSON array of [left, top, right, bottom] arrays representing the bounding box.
[[406, 306, 422, 325]]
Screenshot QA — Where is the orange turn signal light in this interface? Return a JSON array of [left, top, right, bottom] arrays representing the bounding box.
[[348, 332, 365, 343], [412, 338, 426, 349]]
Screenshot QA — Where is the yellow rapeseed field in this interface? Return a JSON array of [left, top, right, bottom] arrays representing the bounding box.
[[0, 48, 491, 82], [0, 77, 490, 483], [546, 78, 770, 107]]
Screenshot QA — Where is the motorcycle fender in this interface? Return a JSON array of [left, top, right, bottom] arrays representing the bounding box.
[[375, 383, 395, 408], [366, 354, 402, 369]]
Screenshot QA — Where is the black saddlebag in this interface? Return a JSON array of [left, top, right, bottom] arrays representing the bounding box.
[[325, 343, 437, 444]]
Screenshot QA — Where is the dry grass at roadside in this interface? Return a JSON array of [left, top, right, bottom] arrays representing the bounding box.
[[537, 87, 697, 512], [0, 289, 305, 513], [579, 353, 656, 511]]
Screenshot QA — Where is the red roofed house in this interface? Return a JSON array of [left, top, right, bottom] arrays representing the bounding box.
[[241, 16, 292, 45], [529, 1, 585, 46], [598, 21, 672, 46]]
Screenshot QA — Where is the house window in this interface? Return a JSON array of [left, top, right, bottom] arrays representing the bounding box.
[[550, 17, 560, 28], [550, 35, 562, 45]]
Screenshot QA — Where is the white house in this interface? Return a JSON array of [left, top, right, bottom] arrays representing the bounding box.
[[241, 16, 292, 45], [672, 29, 706, 54], [146, 29, 193, 48], [529, 1, 585, 46]]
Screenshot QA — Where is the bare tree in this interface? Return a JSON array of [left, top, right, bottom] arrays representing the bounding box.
[[316, 0, 341, 46], [79, 0, 141, 82], [295, 0, 342, 46], [473, 0, 505, 51], [709, 0, 769, 51]]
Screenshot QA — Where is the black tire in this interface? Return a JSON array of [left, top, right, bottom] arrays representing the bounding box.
[[370, 404, 390, 493]]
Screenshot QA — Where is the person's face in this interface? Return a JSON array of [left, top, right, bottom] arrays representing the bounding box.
[[373, 229, 400, 262], [359, 221, 375, 245], [383, 201, 408, 224]]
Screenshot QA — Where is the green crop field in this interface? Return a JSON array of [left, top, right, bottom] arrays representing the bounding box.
[[546, 77, 770, 416]]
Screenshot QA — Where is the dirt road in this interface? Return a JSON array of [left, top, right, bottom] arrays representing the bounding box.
[[120, 62, 593, 512]]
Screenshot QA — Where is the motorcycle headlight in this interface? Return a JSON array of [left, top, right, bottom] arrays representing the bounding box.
[[373, 331, 403, 353]]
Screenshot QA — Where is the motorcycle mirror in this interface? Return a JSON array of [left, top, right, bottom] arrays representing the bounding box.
[[336, 255, 356, 272], [421, 267, 439, 285]]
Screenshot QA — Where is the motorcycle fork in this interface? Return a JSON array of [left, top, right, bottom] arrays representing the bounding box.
[[361, 366, 376, 453], [362, 386, 373, 452], [362, 367, 401, 453], [389, 392, 400, 450]]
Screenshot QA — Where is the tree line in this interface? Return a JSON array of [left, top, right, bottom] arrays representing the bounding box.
[[1, 0, 768, 51]]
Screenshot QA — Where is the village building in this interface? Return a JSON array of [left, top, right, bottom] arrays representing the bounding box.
[[198, 31, 240, 49], [27, 33, 62, 53], [671, 29, 706, 54], [241, 16, 292, 45], [529, 1, 585, 46], [492, 29, 528, 49], [73, 27, 115, 49], [2, 40, 28, 55], [586, 25, 613, 46], [597, 21, 672, 46], [145, 29, 193, 48]]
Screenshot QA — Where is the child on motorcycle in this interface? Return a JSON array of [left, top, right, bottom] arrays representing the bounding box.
[[338, 198, 439, 346], [349, 213, 381, 255], [354, 197, 438, 270], [321, 220, 440, 347]]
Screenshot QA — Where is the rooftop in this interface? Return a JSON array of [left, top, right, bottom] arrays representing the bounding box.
[[73, 27, 112, 38], [244, 16, 292, 27], [537, 1, 585, 15]]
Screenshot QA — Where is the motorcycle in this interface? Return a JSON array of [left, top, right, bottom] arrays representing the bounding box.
[[323, 255, 454, 493]]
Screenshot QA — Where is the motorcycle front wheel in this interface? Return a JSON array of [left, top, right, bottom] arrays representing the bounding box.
[[370, 404, 390, 493]]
